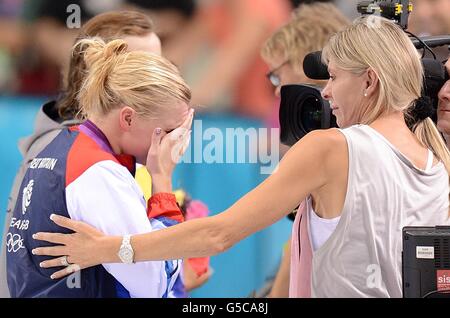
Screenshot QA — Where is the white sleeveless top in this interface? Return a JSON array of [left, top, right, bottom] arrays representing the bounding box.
[[309, 203, 341, 251], [308, 146, 435, 252], [310, 125, 449, 298]]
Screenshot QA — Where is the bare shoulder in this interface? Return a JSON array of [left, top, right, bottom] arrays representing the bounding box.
[[289, 128, 347, 156], [279, 128, 348, 178], [273, 128, 349, 201]]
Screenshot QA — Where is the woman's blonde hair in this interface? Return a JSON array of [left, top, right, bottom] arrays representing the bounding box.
[[261, 2, 350, 76], [75, 37, 191, 119], [322, 16, 450, 181]]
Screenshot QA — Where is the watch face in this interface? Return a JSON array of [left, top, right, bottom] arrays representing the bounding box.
[[119, 248, 133, 264]]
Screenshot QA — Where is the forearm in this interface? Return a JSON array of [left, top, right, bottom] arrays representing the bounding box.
[[0, 19, 27, 53], [98, 131, 333, 265], [191, 20, 268, 106], [163, 16, 206, 67], [151, 174, 172, 194], [99, 215, 230, 264]]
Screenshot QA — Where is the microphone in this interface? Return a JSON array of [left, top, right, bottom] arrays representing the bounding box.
[[303, 51, 449, 84]]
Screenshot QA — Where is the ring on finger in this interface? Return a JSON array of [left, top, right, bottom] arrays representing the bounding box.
[[61, 255, 71, 267]]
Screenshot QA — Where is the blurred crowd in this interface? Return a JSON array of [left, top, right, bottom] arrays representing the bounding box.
[[0, 0, 449, 123]]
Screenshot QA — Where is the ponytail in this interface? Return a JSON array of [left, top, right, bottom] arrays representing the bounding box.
[[413, 118, 450, 217], [75, 37, 191, 119], [76, 38, 128, 118]]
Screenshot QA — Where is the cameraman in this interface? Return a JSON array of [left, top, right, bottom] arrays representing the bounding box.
[[437, 58, 450, 147]]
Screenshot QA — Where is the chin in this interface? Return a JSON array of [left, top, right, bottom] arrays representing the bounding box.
[[437, 120, 450, 136]]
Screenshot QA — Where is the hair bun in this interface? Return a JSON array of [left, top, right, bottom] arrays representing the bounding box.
[[412, 96, 434, 122], [102, 39, 128, 60], [74, 38, 129, 117], [78, 38, 128, 70], [75, 36, 191, 119]]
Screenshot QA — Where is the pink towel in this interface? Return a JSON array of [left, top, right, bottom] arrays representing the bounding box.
[[289, 199, 313, 298], [186, 200, 210, 277]]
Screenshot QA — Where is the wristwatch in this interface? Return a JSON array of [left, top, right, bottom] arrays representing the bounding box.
[[118, 235, 134, 264]]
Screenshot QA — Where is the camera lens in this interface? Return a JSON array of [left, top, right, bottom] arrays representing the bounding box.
[[280, 84, 336, 146], [300, 96, 323, 133]]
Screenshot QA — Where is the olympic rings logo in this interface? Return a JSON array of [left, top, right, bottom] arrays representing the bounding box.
[[6, 233, 25, 253]]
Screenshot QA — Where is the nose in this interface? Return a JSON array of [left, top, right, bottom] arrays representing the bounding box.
[[438, 80, 450, 105], [321, 79, 332, 101]]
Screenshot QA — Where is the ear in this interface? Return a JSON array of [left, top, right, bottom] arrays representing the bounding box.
[[364, 68, 379, 97], [118, 106, 135, 132]]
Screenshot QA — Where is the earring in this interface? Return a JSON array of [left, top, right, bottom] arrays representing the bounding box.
[[364, 91, 368, 97]]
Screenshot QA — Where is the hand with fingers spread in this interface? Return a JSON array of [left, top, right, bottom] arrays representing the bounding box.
[[32, 214, 109, 280], [147, 109, 194, 194]]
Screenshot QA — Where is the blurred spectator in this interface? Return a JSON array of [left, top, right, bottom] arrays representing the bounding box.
[[137, 0, 291, 120], [404, 0, 450, 61], [124, 0, 197, 46], [0, 0, 124, 96], [0, 0, 26, 92], [261, 2, 350, 97], [0, 0, 26, 54], [261, 2, 350, 131], [290, 0, 334, 7], [437, 58, 450, 146], [29, 0, 123, 95], [57, 10, 159, 120], [409, 0, 450, 36], [334, 0, 360, 20]]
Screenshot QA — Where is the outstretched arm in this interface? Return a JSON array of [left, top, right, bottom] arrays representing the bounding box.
[[33, 129, 344, 279]]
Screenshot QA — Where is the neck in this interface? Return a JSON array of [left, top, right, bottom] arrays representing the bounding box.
[[88, 116, 122, 155], [369, 111, 411, 134]]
